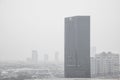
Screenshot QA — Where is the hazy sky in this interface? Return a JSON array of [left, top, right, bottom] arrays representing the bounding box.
[[0, 0, 120, 61]]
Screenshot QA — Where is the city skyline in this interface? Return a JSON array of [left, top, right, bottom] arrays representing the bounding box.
[[0, 0, 120, 61]]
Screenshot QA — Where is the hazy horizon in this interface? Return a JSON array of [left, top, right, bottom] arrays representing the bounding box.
[[0, 0, 120, 61]]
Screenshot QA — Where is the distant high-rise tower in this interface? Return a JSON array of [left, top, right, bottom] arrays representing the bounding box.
[[32, 50, 38, 64], [55, 52, 59, 62], [44, 54, 48, 63], [64, 16, 91, 78]]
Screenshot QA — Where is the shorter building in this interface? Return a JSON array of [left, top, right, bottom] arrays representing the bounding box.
[[91, 52, 119, 78], [91, 57, 96, 77]]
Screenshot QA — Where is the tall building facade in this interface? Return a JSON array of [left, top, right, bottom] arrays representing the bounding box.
[[64, 16, 90, 78], [32, 50, 38, 64]]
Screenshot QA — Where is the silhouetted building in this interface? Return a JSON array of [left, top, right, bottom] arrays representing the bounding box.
[[64, 16, 91, 78], [32, 50, 38, 64]]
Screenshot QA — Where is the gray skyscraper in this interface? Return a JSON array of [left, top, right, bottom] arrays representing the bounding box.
[[64, 16, 90, 78]]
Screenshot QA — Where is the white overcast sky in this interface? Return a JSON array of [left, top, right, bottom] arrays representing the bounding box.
[[0, 0, 120, 61]]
